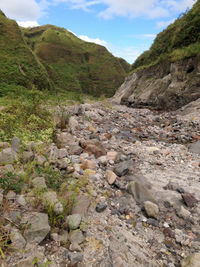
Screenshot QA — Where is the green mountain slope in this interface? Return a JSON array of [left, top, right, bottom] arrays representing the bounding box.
[[0, 11, 130, 97], [22, 25, 130, 97], [0, 10, 52, 96], [132, 0, 200, 71]]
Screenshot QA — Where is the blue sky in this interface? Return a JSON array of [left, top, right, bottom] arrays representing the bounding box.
[[0, 0, 196, 63]]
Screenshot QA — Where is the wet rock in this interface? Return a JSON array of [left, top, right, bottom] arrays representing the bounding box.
[[69, 230, 85, 245], [114, 160, 133, 177], [182, 193, 198, 208], [32, 177, 47, 190], [105, 170, 117, 185], [21, 212, 50, 244], [96, 201, 107, 212], [66, 214, 82, 230], [188, 141, 200, 154], [128, 181, 156, 204], [144, 201, 159, 219], [181, 253, 200, 267], [0, 148, 18, 165]]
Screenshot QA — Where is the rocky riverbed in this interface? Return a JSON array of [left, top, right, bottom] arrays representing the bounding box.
[[0, 99, 200, 267]]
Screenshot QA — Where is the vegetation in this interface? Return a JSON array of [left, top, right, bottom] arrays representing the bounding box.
[[23, 25, 130, 97], [131, 0, 200, 71], [0, 11, 130, 99]]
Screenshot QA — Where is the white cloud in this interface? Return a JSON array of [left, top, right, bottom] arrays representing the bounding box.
[[0, 0, 197, 23], [0, 0, 42, 21], [53, 0, 197, 19], [78, 35, 108, 46], [78, 34, 146, 63], [17, 21, 40, 28], [156, 19, 175, 29]]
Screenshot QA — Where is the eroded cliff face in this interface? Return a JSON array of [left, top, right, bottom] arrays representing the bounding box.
[[114, 57, 200, 110]]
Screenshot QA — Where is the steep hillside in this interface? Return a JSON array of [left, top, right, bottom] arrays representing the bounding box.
[[22, 25, 130, 97], [114, 1, 200, 110], [0, 10, 52, 96], [132, 0, 200, 71]]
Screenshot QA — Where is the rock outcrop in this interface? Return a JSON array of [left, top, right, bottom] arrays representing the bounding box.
[[114, 56, 200, 110]]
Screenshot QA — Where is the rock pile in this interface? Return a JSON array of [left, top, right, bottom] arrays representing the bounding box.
[[0, 100, 199, 266]]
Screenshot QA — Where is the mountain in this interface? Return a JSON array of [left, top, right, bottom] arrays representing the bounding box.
[[114, 0, 200, 110], [0, 11, 130, 98], [0, 10, 53, 96]]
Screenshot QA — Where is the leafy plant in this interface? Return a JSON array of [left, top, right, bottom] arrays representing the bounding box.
[[0, 172, 24, 194]]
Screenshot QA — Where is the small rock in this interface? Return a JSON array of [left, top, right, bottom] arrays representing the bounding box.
[[114, 160, 133, 177], [58, 148, 68, 159], [68, 145, 83, 155], [11, 136, 20, 153], [81, 158, 97, 170], [42, 191, 63, 214], [69, 230, 85, 245], [16, 195, 26, 206], [96, 201, 107, 213], [69, 243, 82, 252], [0, 148, 18, 165], [22, 151, 34, 163], [69, 116, 79, 133], [188, 141, 200, 154], [144, 201, 159, 219], [32, 177, 47, 190], [10, 228, 26, 250], [107, 151, 119, 162], [181, 253, 200, 267], [0, 193, 3, 205], [72, 195, 91, 216], [35, 155, 46, 166], [105, 170, 117, 185], [6, 191, 16, 200], [182, 193, 198, 208], [66, 214, 82, 230], [146, 218, 159, 227], [177, 205, 191, 219], [68, 251, 83, 265], [128, 181, 156, 204], [98, 156, 107, 165]]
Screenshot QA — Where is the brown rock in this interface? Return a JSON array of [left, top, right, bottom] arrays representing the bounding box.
[[80, 139, 106, 158], [105, 170, 117, 185], [182, 193, 198, 208], [80, 158, 97, 170]]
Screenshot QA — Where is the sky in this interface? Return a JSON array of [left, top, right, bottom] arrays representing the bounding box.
[[0, 0, 197, 63]]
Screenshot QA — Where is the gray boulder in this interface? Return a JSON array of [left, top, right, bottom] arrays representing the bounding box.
[[21, 212, 50, 244], [66, 214, 82, 230], [188, 141, 200, 154], [0, 148, 18, 165], [128, 181, 156, 204]]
